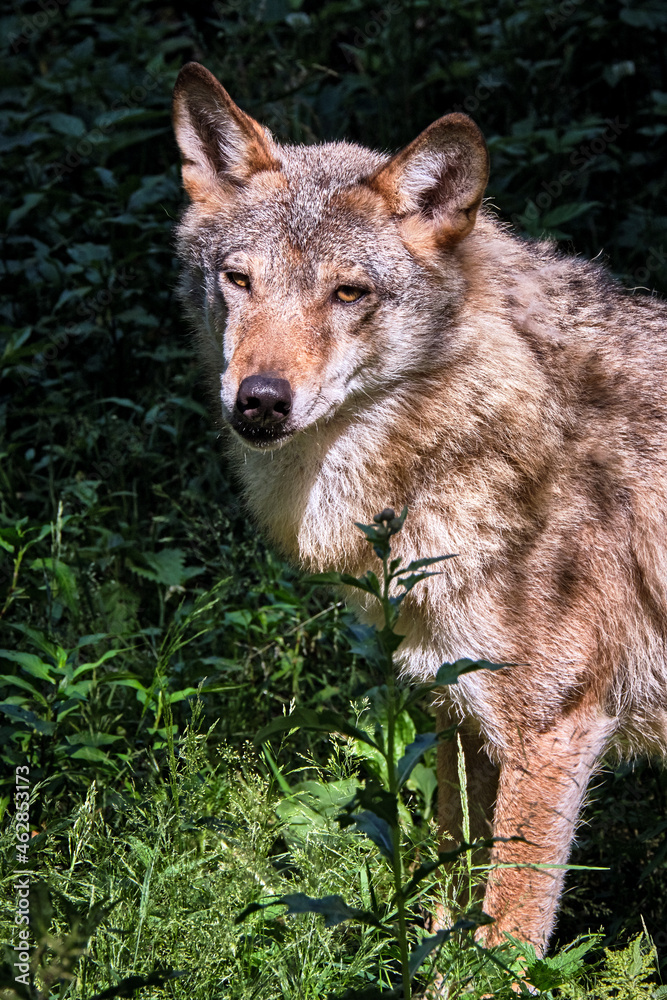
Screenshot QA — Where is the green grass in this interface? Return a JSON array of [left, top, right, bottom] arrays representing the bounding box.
[[2, 702, 665, 998]]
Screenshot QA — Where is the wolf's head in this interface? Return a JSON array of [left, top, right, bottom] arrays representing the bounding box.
[[172, 63, 489, 451]]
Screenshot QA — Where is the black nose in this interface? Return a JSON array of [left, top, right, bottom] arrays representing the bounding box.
[[235, 375, 292, 426]]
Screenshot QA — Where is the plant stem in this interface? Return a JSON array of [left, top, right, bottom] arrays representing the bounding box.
[[0, 543, 27, 619], [382, 549, 411, 1000]]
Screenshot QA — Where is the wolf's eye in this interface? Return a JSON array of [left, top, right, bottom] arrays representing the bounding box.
[[225, 271, 250, 289], [335, 285, 366, 303]]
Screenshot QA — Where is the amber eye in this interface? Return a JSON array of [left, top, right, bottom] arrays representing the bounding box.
[[335, 285, 366, 303], [225, 271, 250, 289]]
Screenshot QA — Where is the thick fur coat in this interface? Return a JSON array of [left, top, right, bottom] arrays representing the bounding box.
[[172, 62, 667, 952]]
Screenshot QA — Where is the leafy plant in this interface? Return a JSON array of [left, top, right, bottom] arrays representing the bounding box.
[[0, 647, 662, 1000], [244, 509, 513, 998]]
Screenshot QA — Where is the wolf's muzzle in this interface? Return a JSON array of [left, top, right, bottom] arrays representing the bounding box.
[[232, 375, 293, 445]]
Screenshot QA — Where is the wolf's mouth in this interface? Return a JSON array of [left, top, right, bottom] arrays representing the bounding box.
[[230, 417, 295, 449]]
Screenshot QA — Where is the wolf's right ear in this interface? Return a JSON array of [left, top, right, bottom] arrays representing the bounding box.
[[172, 62, 280, 202], [367, 114, 489, 246]]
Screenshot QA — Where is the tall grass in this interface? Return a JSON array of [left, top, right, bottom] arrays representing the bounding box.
[[2, 513, 664, 998]]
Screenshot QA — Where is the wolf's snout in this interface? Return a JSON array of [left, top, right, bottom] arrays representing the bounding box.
[[235, 375, 292, 426]]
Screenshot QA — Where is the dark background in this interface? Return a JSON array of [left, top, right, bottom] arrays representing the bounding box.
[[1, 0, 666, 978]]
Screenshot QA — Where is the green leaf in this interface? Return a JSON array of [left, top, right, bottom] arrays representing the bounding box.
[[349, 810, 394, 859], [7, 193, 45, 229], [164, 686, 199, 704], [394, 570, 443, 596], [55, 698, 87, 720], [277, 778, 362, 844], [127, 173, 179, 211], [0, 674, 48, 705], [48, 112, 87, 137], [74, 633, 112, 649], [141, 548, 187, 586], [283, 893, 383, 927], [108, 677, 147, 693], [395, 554, 457, 575], [542, 201, 601, 227], [73, 648, 127, 677], [255, 708, 380, 750], [236, 893, 384, 929], [346, 622, 382, 664], [361, 570, 382, 597], [234, 901, 273, 923], [408, 929, 451, 979], [0, 650, 54, 682], [60, 680, 93, 699], [30, 558, 79, 613], [66, 746, 112, 762], [620, 5, 667, 28], [132, 549, 202, 588], [339, 782, 398, 828], [100, 396, 145, 413], [354, 522, 385, 543], [65, 732, 120, 747], [354, 506, 408, 558], [434, 658, 511, 686], [396, 732, 439, 787], [524, 937, 596, 990], [0, 702, 55, 734], [407, 762, 438, 816], [10, 624, 60, 659], [311, 570, 384, 597], [377, 624, 404, 657], [66, 242, 111, 265]]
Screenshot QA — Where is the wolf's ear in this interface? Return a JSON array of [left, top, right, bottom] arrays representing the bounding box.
[[368, 114, 489, 245], [172, 62, 280, 202]]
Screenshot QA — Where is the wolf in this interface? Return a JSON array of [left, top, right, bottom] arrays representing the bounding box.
[[172, 61, 667, 953]]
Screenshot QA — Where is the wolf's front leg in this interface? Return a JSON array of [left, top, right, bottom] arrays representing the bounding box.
[[479, 707, 615, 953]]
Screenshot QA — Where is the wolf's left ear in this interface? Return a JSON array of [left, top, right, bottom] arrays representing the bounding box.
[[172, 62, 280, 202], [367, 114, 489, 245]]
